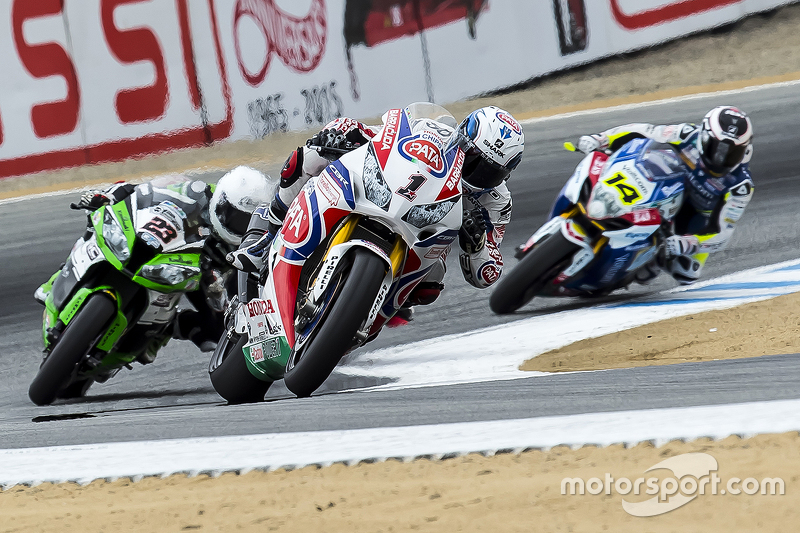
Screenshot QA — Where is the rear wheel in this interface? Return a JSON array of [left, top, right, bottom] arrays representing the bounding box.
[[209, 332, 273, 404], [28, 294, 116, 406], [489, 232, 581, 314], [283, 249, 386, 398]]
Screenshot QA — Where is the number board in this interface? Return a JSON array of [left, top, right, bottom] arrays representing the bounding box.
[[603, 173, 642, 205]]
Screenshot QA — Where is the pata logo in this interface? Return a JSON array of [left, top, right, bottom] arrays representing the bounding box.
[[401, 138, 444, 173]]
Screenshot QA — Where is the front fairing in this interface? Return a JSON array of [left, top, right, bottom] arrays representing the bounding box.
[[586, 140, 688, 222]]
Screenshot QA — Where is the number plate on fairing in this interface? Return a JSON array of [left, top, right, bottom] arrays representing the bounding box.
[[136, 203, 188, 252], [70, 236, 105, 279]]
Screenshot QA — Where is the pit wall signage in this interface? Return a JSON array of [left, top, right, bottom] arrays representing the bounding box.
[[0, 0, 794, 179]]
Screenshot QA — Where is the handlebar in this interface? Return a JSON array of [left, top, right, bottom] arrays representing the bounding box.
[[306, 142, 353, 158]]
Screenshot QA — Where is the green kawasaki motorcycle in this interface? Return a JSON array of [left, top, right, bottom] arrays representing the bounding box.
[[30, 184, 206, 405]]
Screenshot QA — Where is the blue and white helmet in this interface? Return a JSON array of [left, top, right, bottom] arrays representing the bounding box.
[[456, 106, 524, 189]]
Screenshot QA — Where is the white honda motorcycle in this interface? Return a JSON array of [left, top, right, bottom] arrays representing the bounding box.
[[210, 103, 465, 401]]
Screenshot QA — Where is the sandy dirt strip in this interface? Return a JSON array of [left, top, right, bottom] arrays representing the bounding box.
[[4, 5, 800, 531], [1, 433, 797, 532], [523, 291, 800, 373]]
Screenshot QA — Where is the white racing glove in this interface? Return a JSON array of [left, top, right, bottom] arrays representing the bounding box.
[[72, 190, 111, 211], [226, 231, 274, 272], [664, 235, 699, 259], [576, 134, 608, 154], [204, 269, 229, 313]]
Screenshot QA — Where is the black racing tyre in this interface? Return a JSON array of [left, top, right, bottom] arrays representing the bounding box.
[[489, 232, 581, 315], [209, 333, 273, 404], [283, 249, 386, 398], [56, 378, 93, 400], [28, 293, 116, 406]]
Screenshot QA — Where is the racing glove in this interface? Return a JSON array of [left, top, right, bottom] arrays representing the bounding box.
[[71, 190, 111, 211], [459, 208, 487, 255], [664, 235, 699, 259], [226, 231, 274, 272], [307, 128, 362, 159], [203, 268, 229, 313], [576, 134, 609, 154]]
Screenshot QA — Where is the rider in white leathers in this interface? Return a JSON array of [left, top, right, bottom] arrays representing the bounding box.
[[228, 105, 524, 322], [576, 105, 754, 285]]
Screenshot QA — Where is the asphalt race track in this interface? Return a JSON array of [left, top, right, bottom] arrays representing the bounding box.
[[2, 83, 800, 449]]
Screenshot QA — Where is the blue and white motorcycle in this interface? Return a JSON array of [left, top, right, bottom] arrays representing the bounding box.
[[490, 138, 688, 314]]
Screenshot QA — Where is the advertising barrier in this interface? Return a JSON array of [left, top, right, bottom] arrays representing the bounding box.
[[0, 0, 795, 179]]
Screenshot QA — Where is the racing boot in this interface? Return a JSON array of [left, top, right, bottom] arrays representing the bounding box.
[[386, 281, 444, 327], [634, 261, 661, 285], [173, 311, 218, 353]]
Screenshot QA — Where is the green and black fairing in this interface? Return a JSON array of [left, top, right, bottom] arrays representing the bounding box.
[[39, 195, 204, 379]]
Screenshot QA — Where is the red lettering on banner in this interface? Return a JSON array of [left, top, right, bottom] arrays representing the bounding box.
[[12, 0, 80, 139], [247, 299, 275, 316], [0, 0, 233, 179], [621, 208, 662, 226], [176, 0, 202, 111], [233, 0, 327, 87], [374, 108, 401, 168], [610, 0, 742, 30], [101, 0, 169, 123]]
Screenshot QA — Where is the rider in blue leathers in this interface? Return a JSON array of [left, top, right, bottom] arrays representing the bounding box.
[[576, 106, 754, 284]]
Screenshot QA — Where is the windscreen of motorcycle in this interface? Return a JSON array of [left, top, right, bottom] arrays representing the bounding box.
[[405, 102, 458, 129]]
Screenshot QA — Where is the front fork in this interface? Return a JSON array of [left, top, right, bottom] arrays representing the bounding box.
[[299, 214, 407, 346]]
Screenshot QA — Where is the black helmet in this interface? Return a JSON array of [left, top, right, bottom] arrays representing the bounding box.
[[697, 106, 753, 175]]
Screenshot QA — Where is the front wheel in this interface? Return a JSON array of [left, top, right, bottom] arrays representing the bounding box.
[[28, 293, 116, 406], [209, 332, 273, 404], [489, 231, 581, 314], [283, 249, 386, 398]]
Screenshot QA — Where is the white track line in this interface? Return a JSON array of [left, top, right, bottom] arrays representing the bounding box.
[[520, 78, 800, 124], [0, 185, 101, 206], [3, 397, 800, 488], [2, 78, 798, 205], [336, 258, 800, 391]]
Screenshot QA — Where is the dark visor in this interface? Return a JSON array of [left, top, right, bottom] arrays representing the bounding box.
[[457, 134, 514, 190], [702, 137, 747, 173], [215, 193, 251, 237]]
